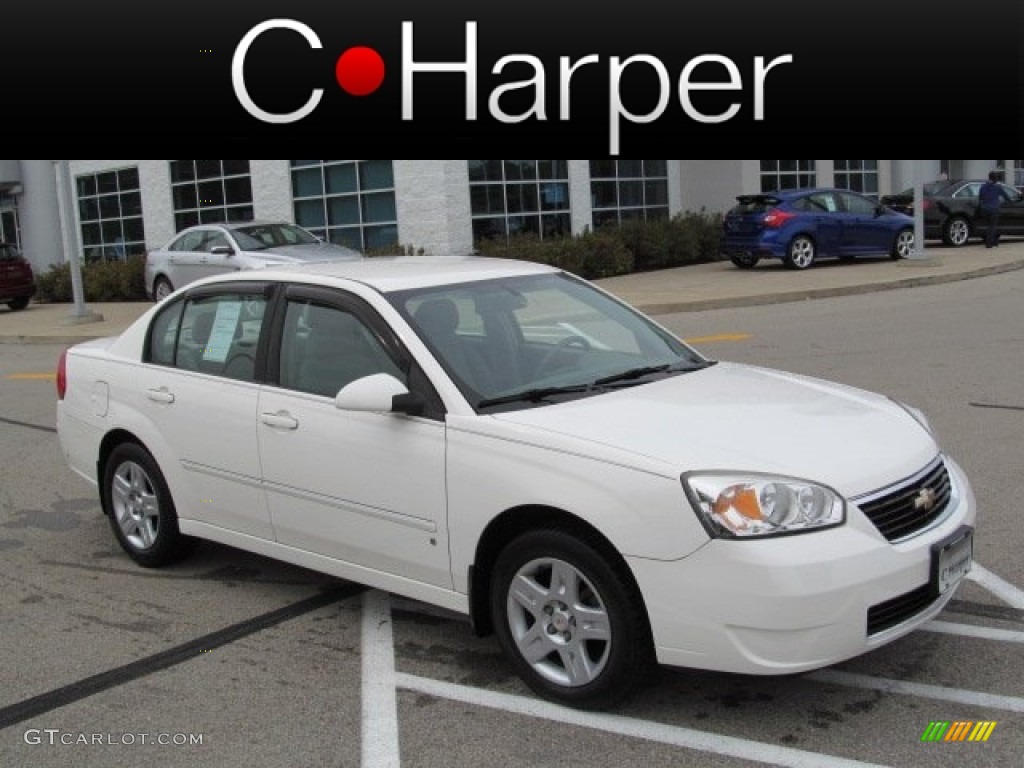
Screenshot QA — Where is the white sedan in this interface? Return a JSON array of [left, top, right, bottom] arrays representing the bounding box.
[[56, 256, 976, 709]]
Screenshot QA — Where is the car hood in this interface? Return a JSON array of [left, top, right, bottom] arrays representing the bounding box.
[[491, 361, 938, 498], [252, 243, 362, 263]]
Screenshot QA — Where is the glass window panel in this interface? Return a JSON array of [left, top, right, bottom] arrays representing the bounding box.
[[96, 172, 118, 195], [295, 198, 326, 228], [101, 220, 122, 243], [538, 160, 568, 180], [644, 180, 668, 206], [226, 205, 253, 222], [78, 197, 99, 221], [326, 163, 357, 194], [507, 183, 538, 214], [359, 160, 394, 190], [618, 180, 644, 207], [292, 167, 324, 197], [200, 207, 228, 224], [118, 168, 140, 190], [175, 211, 198, 231], [81, 222, 101, 246], [328, 196, 360, 226], [540, 182, 569, 210], [224, 176, 252, 204], [508, 215, 539, 237], [644, 159, 667, 176], [124, 217, 145, 241], [222, 159, 250, 176], [472, 217, 506, 242], [172, 184, 198, 209], [170, 160, 195, 183], [468, 160, 503, 182], [364, 224, 399, 250], [76, 176, 97, 197], [590, 159, 616, 178], [121, 191, 142, 217], [541, 213, 571, 237], [291, 159, 319, 167], [591, 181, 618, 209], [98, 194, 121, 218], [618, 160, 643, 177], [361, 191, 396, 223], [196, 159, 222, 179], [198, 180, 224, 207], [328, 227, 363, 250]]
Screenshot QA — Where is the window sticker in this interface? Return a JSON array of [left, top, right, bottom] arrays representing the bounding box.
[[203, 301, 242, 363]]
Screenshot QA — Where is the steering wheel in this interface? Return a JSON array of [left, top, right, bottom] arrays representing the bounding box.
[[536, 335, 592, 375]]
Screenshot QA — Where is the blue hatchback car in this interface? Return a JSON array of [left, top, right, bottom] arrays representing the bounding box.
[[721, 188, 916, 270]]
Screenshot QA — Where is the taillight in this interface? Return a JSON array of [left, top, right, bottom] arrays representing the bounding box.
[[921, 199, 933, 211], [763, 209, 796, 228], [56, 348, 68, 400]]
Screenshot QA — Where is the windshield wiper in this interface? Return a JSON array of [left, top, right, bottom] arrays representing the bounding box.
[[593, 360, 716, 387], [477, 384, 592, 409]]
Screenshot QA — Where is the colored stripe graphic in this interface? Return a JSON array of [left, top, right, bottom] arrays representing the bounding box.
[[921, 720, 997, 742]]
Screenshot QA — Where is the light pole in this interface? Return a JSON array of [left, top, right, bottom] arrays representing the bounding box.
[[54, 160, 103, 324]]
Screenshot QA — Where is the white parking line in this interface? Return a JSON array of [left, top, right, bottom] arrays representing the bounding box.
[[362, 590, 400, 768], [967, 563, 1024, 609], [923, 620, 1024, 644], [807, 670, 1024, 713], [395, 672, 893, 768]]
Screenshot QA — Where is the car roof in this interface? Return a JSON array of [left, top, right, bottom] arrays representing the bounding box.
[[189, 255, 561, 293]]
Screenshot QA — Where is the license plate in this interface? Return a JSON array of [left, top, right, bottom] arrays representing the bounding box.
[[931, 526, 973, 595]]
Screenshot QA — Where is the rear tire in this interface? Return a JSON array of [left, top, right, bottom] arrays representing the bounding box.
[[490, 527, 653, 710], [729, 254, 760, 269], [7, 296, 29, 311], [783, 235, 816, 269], [103, 442, 197, 568]]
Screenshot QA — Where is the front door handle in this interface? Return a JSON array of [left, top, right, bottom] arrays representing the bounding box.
[[146, 387, 175, 404], [261, 411, 299, 430]]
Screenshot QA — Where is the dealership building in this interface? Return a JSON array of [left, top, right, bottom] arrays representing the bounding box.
[[0, 159, 1018, 274]]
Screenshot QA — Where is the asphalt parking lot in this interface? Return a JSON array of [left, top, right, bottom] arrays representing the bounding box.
[[1, 253, 1023, 768]]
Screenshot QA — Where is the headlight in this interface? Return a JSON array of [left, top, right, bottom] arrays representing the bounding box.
[[682, 472, 845, 538]]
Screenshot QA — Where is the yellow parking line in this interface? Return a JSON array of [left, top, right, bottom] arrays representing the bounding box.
[[5, 373, 56, 380], [683, 333, 751, 344]]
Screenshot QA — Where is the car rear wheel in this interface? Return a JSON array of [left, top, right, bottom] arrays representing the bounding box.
[[891, 228, 915, 260], [729, 254, 760, 269], [784, 235, 816, 269], [490, 527, 653, 710], [942, 216, 971, 247], [7, 296, 29, 311], [153, 277, 174, 302], [103, 442, 197, 568]]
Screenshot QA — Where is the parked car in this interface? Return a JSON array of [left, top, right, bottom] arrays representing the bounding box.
[[144, 220, 362, 301], [0, 241, 37, 311], [880, 179, 1024, 246], [56, 256, 975, 710], [722, 188, 915, 270]]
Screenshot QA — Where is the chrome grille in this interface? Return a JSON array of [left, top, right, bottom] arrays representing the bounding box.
[[856, 458, 952, 542]]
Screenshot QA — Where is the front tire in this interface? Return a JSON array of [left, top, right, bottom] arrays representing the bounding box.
[[784, 235, 816, 269], [891, 228, 915, 260], [103, 442, 197, 568], [7, 296, 29, 311], [153, 276, 174, 302], [942, 216, 970, 246], [490, 527, 653, 710]]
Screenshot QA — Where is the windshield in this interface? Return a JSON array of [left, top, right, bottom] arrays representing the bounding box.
[[389, 271, 711, 411], [232, 223, 320, 251]]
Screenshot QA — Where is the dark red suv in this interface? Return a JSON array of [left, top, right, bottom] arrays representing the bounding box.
[[0, 242, 36, 311]]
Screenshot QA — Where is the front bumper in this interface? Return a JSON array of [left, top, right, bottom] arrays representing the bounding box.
[[629, 457, 976, 675]]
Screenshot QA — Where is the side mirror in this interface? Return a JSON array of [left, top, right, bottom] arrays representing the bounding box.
[[210, 245, 233, 256], [335, 373, 424, 416]]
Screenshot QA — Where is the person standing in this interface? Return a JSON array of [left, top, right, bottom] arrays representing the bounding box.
[[978, 171, 1012, 248]]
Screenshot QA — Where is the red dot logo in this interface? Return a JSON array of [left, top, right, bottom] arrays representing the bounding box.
[[335, 46, 385, 96]]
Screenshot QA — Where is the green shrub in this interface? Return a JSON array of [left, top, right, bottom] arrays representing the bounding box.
[[34, 255, 148, 303]]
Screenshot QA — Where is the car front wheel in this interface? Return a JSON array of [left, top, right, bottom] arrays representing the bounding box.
[[942, 216, 971, 246], [153, 277, 174, 302], [7, 296, 30, 311], [490, 527, 653, 710], [103, 442, 197, 568], [784, 235, 816, 269], [891, 228, 915, 259]]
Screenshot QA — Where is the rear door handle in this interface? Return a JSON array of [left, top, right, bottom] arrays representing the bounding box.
[[146, 387, 175, 404], [261, 411, 299, 430]]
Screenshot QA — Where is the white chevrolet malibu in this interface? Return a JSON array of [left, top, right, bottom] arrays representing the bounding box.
[[56, 256, 975, 709]]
